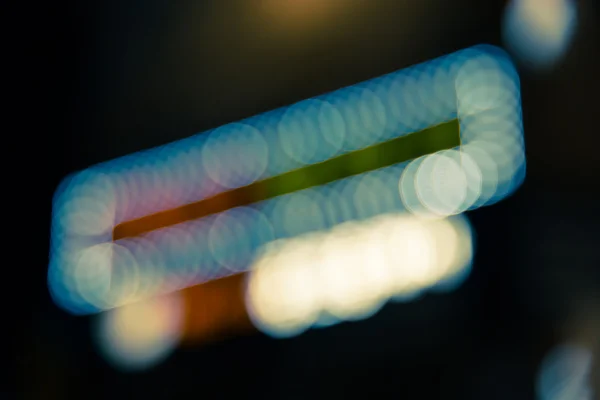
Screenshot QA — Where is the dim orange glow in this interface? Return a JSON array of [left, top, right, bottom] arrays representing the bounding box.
[[94, 273, 257, 371], [258, 0, 351, 32], [179, 274, 256, 346], [113, 186, 256, 240]]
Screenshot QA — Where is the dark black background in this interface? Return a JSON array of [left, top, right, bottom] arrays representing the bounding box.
[[12, 0, 600, 398]]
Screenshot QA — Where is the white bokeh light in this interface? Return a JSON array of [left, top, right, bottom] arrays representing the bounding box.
[[502, 0, 578, 70], [94, 292, 184, 372], [245, 213, 474, 338]]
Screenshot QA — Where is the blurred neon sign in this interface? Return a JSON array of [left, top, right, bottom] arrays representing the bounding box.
[[49, 44, 525, 315]]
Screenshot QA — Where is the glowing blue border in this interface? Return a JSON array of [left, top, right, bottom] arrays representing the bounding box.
[[49, 45, 524, 315]]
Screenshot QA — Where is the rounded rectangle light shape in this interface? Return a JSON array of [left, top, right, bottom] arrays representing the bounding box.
[[49, 44, 525, 315]]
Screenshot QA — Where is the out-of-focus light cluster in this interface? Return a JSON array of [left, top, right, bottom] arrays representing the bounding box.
[[245, 213, 473, 338], [94, 292, 184, 372], [92, 213, 473, 370], [536, 343, 595, 400], [49, 44, 524, 315], [502, 0, 577, 70]]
